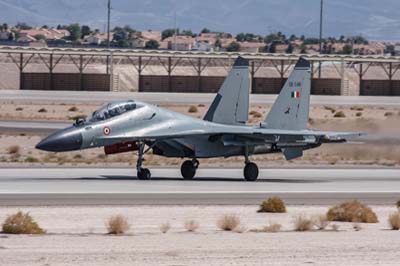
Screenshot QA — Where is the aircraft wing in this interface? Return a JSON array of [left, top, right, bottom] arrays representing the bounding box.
[[98, 124, 365, 145]]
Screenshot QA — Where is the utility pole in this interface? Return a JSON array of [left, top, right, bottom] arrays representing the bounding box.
[[318, 0, 324, 78], [107, 0, 111, 49], [106, 0, 111, 74], [174, 11, 177, 51]]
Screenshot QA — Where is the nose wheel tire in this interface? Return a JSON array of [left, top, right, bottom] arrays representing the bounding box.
[[181, 160, 197, 180], [137, 168, 151, 180], [244, 162, 259, 182]]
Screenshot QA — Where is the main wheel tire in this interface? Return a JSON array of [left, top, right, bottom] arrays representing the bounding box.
[[137, 168, 151, 180], [181, 160, 196, 180], [244, 163, 259, 182]]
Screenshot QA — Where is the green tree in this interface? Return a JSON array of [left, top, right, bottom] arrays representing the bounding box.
[[200, 28, 211, 34], [16, 22, 32, 30], [269, 42, 277, 53], [81, 25, 91, 38], [341, 44, 353, 55], [42, 25, 48, 29], [300, 43, 307, 54], [117, 39, 130, 48], [289, 34, 297, 41], [351, 35, 368, 45], [215, 38, 222, 48], [67, 23, 81, 41], [162, 28, 178, 40], [226, 41, 240, 52], [385, 45, 395, 56], [286, 43, 294, 54], [113, 31, 126, 42], [123, 25, 136, 33], [145, 39, 160, 49], [303, 38, 320, 45], [182, 29, 196, 37], [34, 34, 46, 41], [264, 33, 282, 44], [260, 45, 269, 53], [8, 32, 14, 41]]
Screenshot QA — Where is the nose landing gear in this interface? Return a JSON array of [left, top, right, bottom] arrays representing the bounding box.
[[136, 142, 151, 180]]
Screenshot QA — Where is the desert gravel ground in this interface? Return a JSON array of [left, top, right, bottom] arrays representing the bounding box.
[[0, 205, 399, 266]]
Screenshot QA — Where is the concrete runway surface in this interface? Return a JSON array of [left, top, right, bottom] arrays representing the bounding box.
[[2, 90, 400, 106], [0, 167, 399, 205]]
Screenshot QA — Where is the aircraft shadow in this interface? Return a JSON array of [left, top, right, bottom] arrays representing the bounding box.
[[98, 175, 329, 183]]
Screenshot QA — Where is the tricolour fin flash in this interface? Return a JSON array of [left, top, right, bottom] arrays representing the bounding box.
[[204, 56, 250, 125], [264, 57, 311, 130]]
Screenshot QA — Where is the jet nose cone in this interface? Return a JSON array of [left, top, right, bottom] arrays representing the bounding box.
[[36, 127, 83, 152]]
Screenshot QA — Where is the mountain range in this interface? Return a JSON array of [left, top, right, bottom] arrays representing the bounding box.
[[0, 0, 399, 40]]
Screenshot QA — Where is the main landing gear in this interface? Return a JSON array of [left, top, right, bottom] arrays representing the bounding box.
[[243, 146, 259, 182], [244, 162, 259, 182], [181, 159, 199, 180], [136, 142, 151, 180]]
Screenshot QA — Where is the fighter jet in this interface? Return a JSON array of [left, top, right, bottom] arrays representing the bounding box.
[[36, 57, 364, 181]]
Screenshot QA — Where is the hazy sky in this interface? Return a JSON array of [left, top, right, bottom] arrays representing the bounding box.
[[1, 0, 399, 40]]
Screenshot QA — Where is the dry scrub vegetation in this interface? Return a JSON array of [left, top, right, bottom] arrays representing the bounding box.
[[388, 212, 400, 230], [105, 214, 130, 235], [250, 110, 263, 118], [68, 106, 79, 112], [7, 145, 20, 155], [334, 111, 346, 118], [159, 222, 171, 234], [263, 222, 282, 233], [188, 105, 198, 113], [217, 214, 241, 231], [233, 225, 247, 234], [184, 220, 199, 232], [258, 197, 287, 213], [2, 211, 45, 234], [312, 214, 330, 230], [327, 200, 378, 223], [292, 214, 313, 231]]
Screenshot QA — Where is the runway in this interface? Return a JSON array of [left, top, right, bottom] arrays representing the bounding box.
[[0, 167, 399, 205], [2, 90, 400, 106], [0, 120, 67, 134]]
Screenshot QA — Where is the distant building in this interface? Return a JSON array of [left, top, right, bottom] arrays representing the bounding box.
[[17, 33, 37, 43], [395, 45, 400, 55], [0, 30, 12, 41], [19, 28, 69, 41], [164, 36, 195, 51], [141, 31, 162, 42], [238, 41, 265, 53], [192, 41, 214, 52], [83, 32, 113, 45]]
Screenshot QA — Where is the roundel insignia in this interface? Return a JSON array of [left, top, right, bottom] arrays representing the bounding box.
[[103, 126, 111, 136]]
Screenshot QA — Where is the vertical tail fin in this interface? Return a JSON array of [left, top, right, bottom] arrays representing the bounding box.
[[264, 57, 311, 130], [204, 56, 250, 125]]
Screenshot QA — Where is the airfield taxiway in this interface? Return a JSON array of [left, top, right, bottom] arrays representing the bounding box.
[[2, 90, 400, 106], [0, 167, 399, 206]]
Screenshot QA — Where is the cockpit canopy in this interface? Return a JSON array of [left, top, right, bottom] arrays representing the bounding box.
[[89, 100, 138, 123]]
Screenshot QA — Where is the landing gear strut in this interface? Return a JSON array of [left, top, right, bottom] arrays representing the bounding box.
[[136, 142, 151, 180], [181, 159, 199, 180], [243, 145, 259, 182]]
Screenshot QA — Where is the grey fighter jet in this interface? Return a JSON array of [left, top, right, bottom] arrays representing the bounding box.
[[36, 57, 364, 181]]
